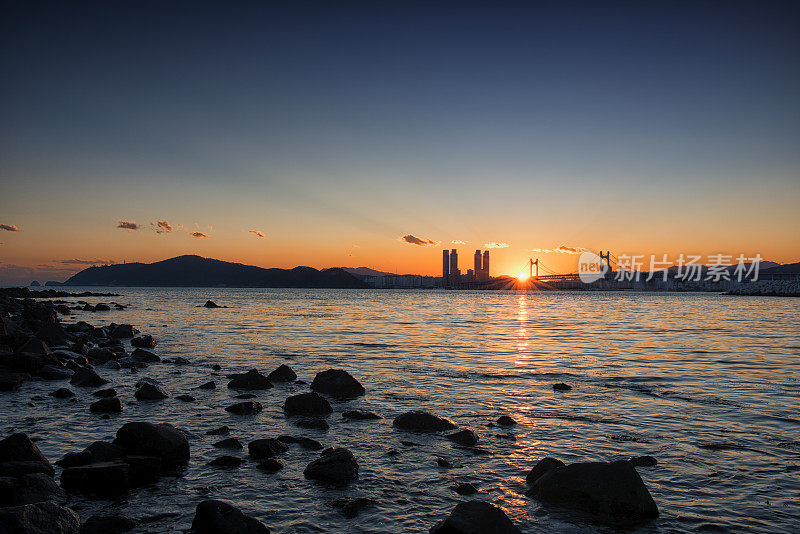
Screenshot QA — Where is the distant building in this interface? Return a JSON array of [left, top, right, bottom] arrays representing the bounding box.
[[442, 250, 450, 287], [481, 250, 490, 281], [449, 249, 460, 284], [474, 250, 482, 280]]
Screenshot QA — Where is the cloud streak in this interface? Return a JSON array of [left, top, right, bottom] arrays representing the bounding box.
[[451, 239, 466, 245], [117, 220, 139, 231], [152, 220, 173, 233], [400, 234, 438, 246], [531, 245, 587, 254], [191, 232, 210, 239], [0, 224, 21, 232], [249, 230, 265, 238], [484, 242, 510, 249]]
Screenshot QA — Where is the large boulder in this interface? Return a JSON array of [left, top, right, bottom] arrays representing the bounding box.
[[134, 383, 168, 401], [113, 422, 190, 467], [35, 324, 71, 347], [0, 433, 54, 477], [266, 364, 296, 382], [227, 369, 272, 390], [525, 460, 659, 524], [393, 411, 457, 432], [525, 457, 565, 485], [191, 499, 269, 534], [283, 392, 332, 416], [310, 369, 365, 398], [70, 367, 107, 387], [110, 324, 136, 339], [248, 439, 288, 459], [0, 502, 80, 534], [0, 473, 65, 506], [429, 500, 521, 534], [303, 447, 358, 485], [60, 462, 129, 495]]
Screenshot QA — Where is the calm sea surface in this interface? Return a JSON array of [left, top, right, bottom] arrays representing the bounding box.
[[3, 288, 800, 532]]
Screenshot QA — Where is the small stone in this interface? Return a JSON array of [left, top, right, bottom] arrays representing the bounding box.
[[49, 388, 75, 399], [208, 455, 242, 468], [454, 482, 479, 495], [225, 401, 263, 415], [90, 397, 123, 414], [176, 394, 195, 402], [437, 457, 453, 468], [92, 388, 117, 398], [213, 438, 243, 450], [446, 429, 478, 447], [206, 426, 230, 436], [496, 415, 517, 426], [248, 438, 288, 459], [256, 458, 283, 472], [552, 382, 572, 391], [628, 455, 657, 467], [197, 381, 216, 390]]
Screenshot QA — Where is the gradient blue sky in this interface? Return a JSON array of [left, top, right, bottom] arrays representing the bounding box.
[[1, 1, 799, 283]]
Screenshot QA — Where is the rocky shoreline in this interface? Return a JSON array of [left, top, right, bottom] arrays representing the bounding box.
[[725, 279, 800, 297], [1, 288, 662, 533]]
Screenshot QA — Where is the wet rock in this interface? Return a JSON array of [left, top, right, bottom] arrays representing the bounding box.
[[526, 457, 565, 485], [206, 426, 229, 436], [190, 499, 269, 534], [294, 417, 329, 431], [310, 369, 365, 398], [176, 394, 196, 402], [342, 410, 381, 420], [552, 382, 572, 391], [437, 458, 452, 468], [400, 440, 419, 447], [393, 411, 457, 432], [629, 455, 657, 467], [214, 438, 243, 450], [446, 429, 478, 447], [496, 415, 517, 426], [0, 371, 25, 392], [49, 388, 75, 399], [90, 397, 123, 414], [0, 433, 54, 477], [70, 367, 107, 388], [92, 388, 117, 398], [0, 502, 80, 534], [202, 300, 222, 308], [37, 365, 72, 380], [110, 324, 136, 338], [86, 347, 115, 365], [208, 456, 242, 468], [248, 439, 288, 459], [225, 401, 263, 415], [197, 381, 216, 390], [135, 383, 168, 401], [430, 500, 520, 534], [60, 461, 130, 495], [35, 324, 71, 347], [453, 482, 478, 495], [525, 460, 659, 525], [283, 392, 332, 416], [332, 496, 377, 519], [114, 422, 190, 467], [276, 436, 323, 451], [0, 472, 66, 506], [94, 303, 111, 311], [256, 459, 283, 472], [266, 364, 297, 382], [79, 514, 136, 534], [130, 348, 159, 363], [17, 338, 51, 356], [227, 369, 273, 390], [123, 455, 162, 487], [170, 356, 190, 365], [130, 335, 155, 349], [470, 447, 491, 456], [303, 447, 358, 485], [211, 364, 222, 371]]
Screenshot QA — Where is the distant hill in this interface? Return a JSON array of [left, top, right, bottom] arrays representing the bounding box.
[[63, 255, 369, 288], [334, 267, 396, 278], [763, 261, 800, 274]]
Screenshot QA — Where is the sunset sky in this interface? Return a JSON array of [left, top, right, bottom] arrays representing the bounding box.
[[1, 2, 799, 284]]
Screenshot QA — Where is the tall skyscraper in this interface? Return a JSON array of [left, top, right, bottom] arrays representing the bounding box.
[[474, 250, 482, 279], [482, 250, 490, 281], [442, 250, 450, 287], [450, 249, 459, 284]]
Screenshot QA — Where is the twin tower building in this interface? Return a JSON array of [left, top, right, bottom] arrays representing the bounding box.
[[442, 249, 490, 287]]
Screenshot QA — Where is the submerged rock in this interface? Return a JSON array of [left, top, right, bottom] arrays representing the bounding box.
[[248, 439, 288, 459], [208, 456, 242, 468], [552, 382, 572, 391], [227, 369, 273, 390], [393, 411, 457, 432], [266, 364, 297, 382], [628, 455, 657, 467], [332, 496, 377, 519], [430, 500, 520, 534], [214, 438, 243, 450], [0, 502, 80, 534], [197, 381, 216, 390], [437, 458, 453, 468], [525, 460, 659, 525], [283, 392, 332, 416], [190, 499, 269, 534], [114, 422, 190, 467], [206, 426, 230, 436], [496, 415, 517, 426], [225, 401, 263, 415], [446, 429, 478, 447], [303, 447, 358, 485], [276, 436, 323, 451], [342, 410, 381, 420], [176, 394, 196, 402], [310, 369, 365, 398], [256, 458, 283, 472], [202, 300, 222, 308], [49, 388, 75, 399], [294, 417, 329, 431]]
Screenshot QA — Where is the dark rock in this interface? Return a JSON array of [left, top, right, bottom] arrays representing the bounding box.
[[176, 394, 196, 402], [37, 365, 72, 380], [525, 460, 659, 525], [94, 303, 111, 311], [70, 367, 107, 388], [79, 514, 136, 534], [552, 382, 572, 391], [294, 417, 329, 430], [86, 347, 115, 364], [227, 369, 272, 390], [170, 356, 190, 365], [453, 482, 478, 495], [0, 433, 54, 476], [202, 300, 222, 308], [191, 499, 269, 534], [342, 410, 381, 420], [276, 435, 323, 450], [248, 439, 288, 459], [92, 388, 117, 398], [114, 422, 190, 467], [256, 459, 282, 472], [60, 461, 129, 495], [333, 496, 377, 519], [429, 500, 521, 534], [437, 457, 452, 468], [17, 338, 51, 356], [310, 369, 364, 398], [0, 371, 25, 392], [110, 324, 136, 338], [526, 457, 566, 485], [198, 381, 216, 390], [211, 364, 222, 371], [0, 502, 80, 534], [135, 383, 168, 401], [90, 397, 123, 414], [49, 388, 75, 399], [393, 411, 457, 432], [303, 447, 358, 485], [225, 401, 263, 415], [130, 348, 159, 363], [214, 438, 243, 450], [124, 455, 162, 487], [35, 323, 71, 347], [266, 364, 296, 382], [55, 452, 92, 469], [208, 456, 242, 468], [629, 456, 657, 467], [130, 335, 156, 348], [446, 429, 478, 447], [206, 426, 229, 436], [283, 392, 332, 416], [0, 472, 65, 506], [496, 415, 517, 426], [400, 440, 419, 447]]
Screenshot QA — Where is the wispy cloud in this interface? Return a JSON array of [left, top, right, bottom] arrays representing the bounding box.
[[451, 239, 466, 245], [152, 220, 173, 234], [117, 220, 139, 231], [0, 224, 21, 232], [191, 231, 210, 239], [485, 242, 510, 249], [59, 259, 115, 265], [249, 230, 265, 238], [400, 234, 438, 246], [531, 245, 586, 255]]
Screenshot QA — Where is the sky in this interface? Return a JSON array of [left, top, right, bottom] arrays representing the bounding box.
[[1, 1, 799, 284]]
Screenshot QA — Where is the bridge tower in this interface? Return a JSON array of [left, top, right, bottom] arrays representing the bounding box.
[[529, 258, 539, 278]]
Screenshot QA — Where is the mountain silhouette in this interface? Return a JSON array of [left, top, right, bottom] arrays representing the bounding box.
[[63, 255, 368, 288]]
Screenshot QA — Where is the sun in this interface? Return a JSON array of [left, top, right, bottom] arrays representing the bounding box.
[[517, 271, 530, 282]]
